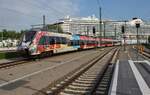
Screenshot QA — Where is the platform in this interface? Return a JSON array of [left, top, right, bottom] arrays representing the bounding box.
[[109, 47, 150, 95]]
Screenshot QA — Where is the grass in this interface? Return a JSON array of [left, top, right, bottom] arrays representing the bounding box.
[[0, 51, 26, 59]]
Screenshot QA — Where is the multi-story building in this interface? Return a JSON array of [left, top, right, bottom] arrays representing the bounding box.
[[59, 15, 101, 36], [57, 16, 150, 44]]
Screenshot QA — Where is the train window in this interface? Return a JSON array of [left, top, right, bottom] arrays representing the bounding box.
[[73, 40, 79, 46], [55, 37, 61, 44], [24, 31, 36, 42], [45, 36, 49, 44], [61, 37, 67, 44], [80, 40, 85, 45], [70, 40, 74, 46], [49, 37, 55, 44], [67, 40, 71, 46], [39, 36, 46, 45]]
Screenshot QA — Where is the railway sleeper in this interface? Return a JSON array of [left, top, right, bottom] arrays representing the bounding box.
[[80, 74, 99, 78], [72, 81, 95, 85], [70, 83, 94, 88], [62, 88, 91, 95], [71, 82, 94, 87], [95, 90, 106, 95], [77, 77, 97, 81], [75, 79, 97, 84], [78, 76, 98, 80], [67, 85, 92, 91]]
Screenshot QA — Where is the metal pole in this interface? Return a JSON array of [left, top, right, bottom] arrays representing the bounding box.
[[57, 22, 59, 33], [124, 21, 127, 51], [43, 15, 46, 30], [2, 31, 4, 47], [87, 26, 89, 36], [114, 24, 117, 39], [137, 27, 139, 60], [99, 7, 102, 47], [104, 22, 106, 38]]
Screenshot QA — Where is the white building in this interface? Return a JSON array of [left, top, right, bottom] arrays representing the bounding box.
[[57, 16, 150, 44], [59, 15, 100, 36]]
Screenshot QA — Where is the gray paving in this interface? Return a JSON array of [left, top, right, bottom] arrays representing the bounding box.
[[135, 63, 150, 88], [116, 49, 142, 95]]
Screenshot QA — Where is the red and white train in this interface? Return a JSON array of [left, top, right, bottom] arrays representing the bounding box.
[[17, 30, 114, 56]]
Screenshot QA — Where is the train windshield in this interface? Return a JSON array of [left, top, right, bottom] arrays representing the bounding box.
[[23, 31, 36, 42]]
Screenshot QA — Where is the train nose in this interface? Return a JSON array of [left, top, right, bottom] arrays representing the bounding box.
[[17, 42, 29, 51]]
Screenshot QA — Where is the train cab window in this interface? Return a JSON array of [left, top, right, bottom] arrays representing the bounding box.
[[39, 36, 46, 45], [24, 31, 36, 42]]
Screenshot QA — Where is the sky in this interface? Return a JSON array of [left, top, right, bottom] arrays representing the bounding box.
[[0, 0, 150, 31]]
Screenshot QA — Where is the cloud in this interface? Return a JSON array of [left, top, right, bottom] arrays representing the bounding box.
[[0, 0, 79, 31]]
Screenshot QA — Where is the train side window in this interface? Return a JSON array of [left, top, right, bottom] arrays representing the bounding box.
[[67, 39, 71, 46], [39, 36, 46, 45], [49, 37, 55, 44], [56, 37, 61, 44], [77, 40, 79, 45], [80, 40, 85, 45], [74, 40, 79, 46], [45, 36, 49, 45], [62, 37, 67, 44], [71, 40, 73, 46]]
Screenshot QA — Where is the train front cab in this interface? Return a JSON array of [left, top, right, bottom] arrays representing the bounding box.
[[17, 30, 37, 56]]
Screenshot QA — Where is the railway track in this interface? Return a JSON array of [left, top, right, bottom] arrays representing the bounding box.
[[35, 47, 119, 95], [0, 47, 113, 69], [142, 50, 150, 58], [0, 58, 31, 69]]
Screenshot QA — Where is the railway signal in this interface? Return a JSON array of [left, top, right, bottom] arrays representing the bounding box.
[[135, 20, 141, 60], [121, 25, 125, 34], [93, 26, 96, 36]]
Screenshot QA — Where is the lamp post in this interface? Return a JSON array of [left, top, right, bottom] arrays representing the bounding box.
[[135, 21, 140, 60], [96, 0, 102, 47], [99, 7, 102, 47], [103, 22, 106, 38]]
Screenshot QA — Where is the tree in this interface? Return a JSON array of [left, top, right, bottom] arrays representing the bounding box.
[[0, 29, 22, 40]]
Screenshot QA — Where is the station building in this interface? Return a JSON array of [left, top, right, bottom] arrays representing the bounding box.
[[57, 16, 150, 44]]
